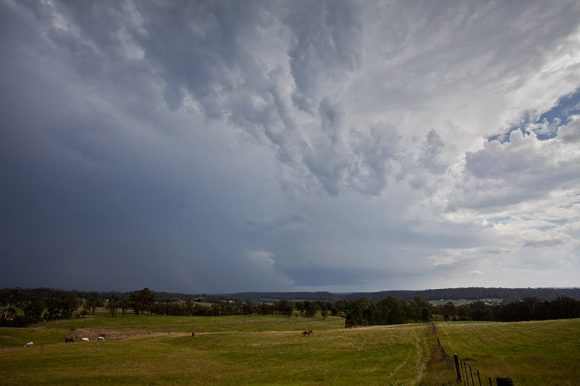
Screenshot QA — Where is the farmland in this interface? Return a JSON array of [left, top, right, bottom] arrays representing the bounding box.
[[436, 319, 580, 386], [0, 314, 425, 385], [1, 314, 579, 385]]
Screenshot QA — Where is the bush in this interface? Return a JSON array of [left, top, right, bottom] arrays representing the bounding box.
[[0, 315, 38, 327]]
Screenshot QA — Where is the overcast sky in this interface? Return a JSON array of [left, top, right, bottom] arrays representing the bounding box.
[[1, 0, 580, 293]]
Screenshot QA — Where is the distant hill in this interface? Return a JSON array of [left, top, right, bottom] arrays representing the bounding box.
[[223, 287, 580, 302], [220, 291, 341, 302], [3, 287, 579, 304]]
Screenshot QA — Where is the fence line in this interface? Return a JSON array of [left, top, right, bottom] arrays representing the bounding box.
[[429, 322, 513, 386]]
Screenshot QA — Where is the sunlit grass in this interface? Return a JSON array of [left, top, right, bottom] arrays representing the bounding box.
[[437, 319, 580, 386]]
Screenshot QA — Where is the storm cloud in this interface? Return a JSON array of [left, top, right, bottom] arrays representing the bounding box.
[[1, 0, 580, 292]]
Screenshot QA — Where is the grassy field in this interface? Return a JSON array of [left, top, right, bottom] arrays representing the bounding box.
[[436, 319, 580, 386], [0, 315, 427, 385], [1, 315, 579, 385]]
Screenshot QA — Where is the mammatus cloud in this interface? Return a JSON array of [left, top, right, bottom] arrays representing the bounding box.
[[1, 0, 579, 292]]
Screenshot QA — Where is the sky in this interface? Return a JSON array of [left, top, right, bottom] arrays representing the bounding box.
[[1, 0, 580, 293]]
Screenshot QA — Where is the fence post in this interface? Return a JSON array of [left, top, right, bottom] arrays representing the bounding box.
[[469, 365, 475, 386], [496, 377, 513, 386], [488, 377, 492, 386], [477, 369, 482, 386], [454, 353, 462, 381]]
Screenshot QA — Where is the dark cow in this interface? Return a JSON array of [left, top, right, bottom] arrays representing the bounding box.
[[191, 331, 195, 337], [302, 330, 313, 336], [65, 337, 75, 343]]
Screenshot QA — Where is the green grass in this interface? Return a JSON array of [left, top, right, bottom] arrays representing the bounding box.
[[0, 318, 426, 385], [436, 319, 580, 386], [49, 313, 345, 331], [2, 315, 579, 385], [0, 314, 345, 349]]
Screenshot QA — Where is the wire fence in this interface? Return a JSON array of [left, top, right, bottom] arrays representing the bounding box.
[[429, 322, 514, 386]]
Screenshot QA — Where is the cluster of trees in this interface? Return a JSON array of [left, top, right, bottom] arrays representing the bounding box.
[[0, 287, 337, 324], [151, 298, 332, 318], [339, 296, 433, 327], [431, 296, 580, 322], [0, 288, 160, 325], [337, 296, 580, 327], [0, 288, 79, 326]]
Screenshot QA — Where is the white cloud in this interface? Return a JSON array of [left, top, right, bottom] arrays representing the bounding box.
[[449, 130, 580, 211], [246, 250, 293, 289]]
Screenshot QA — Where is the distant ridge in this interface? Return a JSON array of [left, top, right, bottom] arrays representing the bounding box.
[[222, 287, 580, 302]]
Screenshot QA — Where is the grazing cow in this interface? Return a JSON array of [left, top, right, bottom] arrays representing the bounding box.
[[302, 330, 313, 336], [65, 337, 75, 343], [24, 341, 33, 348], [81, 337, 89, 342], [97, 336, 105, 341], [191, 331, 195, 337]]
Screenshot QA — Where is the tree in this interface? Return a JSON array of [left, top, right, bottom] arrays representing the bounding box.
[[275, 300, 294, 317], [22, 298, 46, 320], [385, 296, 406, 324], [242, 303, 253, 315], [303, 301, 320, 317], [130, 288, 155, 315], [45, 291, 78, 320], [107, 295, 120, 317], [470, 301, 489, 321], [442, 301, 456, 321], [85, 292, 102, 315], [409, 296, 432, 322]]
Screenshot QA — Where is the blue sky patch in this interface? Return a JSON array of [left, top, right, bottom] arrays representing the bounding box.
[[489, 88, 580, 143]]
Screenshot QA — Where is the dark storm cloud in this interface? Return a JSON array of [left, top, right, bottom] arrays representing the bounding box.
[[284, 266, 387, 287], [0, 0, 291, 291]]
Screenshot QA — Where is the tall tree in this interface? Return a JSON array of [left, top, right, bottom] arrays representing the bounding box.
[[130, 288, 155, 315]]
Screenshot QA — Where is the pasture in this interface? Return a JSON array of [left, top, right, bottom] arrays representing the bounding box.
[[1, 314, 579, 385], [436, 319, 580, 386], [0, 314, 426, 385]]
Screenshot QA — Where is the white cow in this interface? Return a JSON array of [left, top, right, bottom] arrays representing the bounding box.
[[81, 337, 89, 342], [24, 341, 33, 348], [97, 336, 105, 341]]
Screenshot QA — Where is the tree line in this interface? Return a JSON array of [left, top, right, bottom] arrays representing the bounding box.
[[432, 296, 580, 322], [342, 296, 580, 327], [0, 288, 334, 325], [1, 287, 579, 327]]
